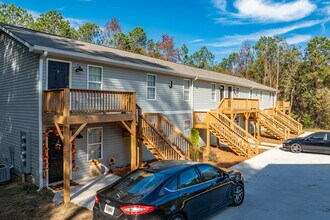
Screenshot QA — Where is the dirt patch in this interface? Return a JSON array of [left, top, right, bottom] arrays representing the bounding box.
[[204, 146, 268, 168], [0, 176, 92, 220]]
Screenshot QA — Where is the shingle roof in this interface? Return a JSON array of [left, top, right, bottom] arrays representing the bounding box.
[[0, 23, 276, 91]]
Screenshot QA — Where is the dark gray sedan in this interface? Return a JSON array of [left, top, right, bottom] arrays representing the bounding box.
[[282, 132, 330, 154]]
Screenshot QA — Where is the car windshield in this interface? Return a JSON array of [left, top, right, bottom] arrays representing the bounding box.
[[112, 169, 168, 196]]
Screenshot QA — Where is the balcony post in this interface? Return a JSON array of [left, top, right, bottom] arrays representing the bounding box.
[[130, 93, 137, 171], [63, 88, 71, 203]]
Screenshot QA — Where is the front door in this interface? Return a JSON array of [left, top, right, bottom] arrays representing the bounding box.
[[228, 86, 232, 98], [48, 60, 70, 89], [48, 132, 64, 183], [220, 85, 225, 101]]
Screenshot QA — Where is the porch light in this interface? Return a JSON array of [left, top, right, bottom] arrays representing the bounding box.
[[75, 65, 83, 73]]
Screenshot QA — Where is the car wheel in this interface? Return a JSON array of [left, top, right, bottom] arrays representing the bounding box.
[[170, 213, 186, 220], [231, 183, 244, 206], [290, 143, 302, 153]]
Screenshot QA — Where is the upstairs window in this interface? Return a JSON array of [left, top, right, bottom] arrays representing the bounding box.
[[183, 79, 191, 101], [147, 74, 156, 100], [88, 65, 102, 90], [260, 91, 263, 102], [210, 83, 216, 102]]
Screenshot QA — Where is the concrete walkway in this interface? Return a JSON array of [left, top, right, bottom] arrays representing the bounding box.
[[208, 148, 330, 220], [53, 174, 120, 210]]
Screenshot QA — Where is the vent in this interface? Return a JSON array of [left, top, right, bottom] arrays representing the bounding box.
[[0, 164, 10, 184]]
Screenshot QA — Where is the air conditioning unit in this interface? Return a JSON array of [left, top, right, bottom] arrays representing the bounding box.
[[0, 164, 10, 184]]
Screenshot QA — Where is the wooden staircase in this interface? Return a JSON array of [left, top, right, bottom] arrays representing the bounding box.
[[259, 112, 290, 141], [273, 109, 302, 135], [207, 111, 258, 157], [136, 106, 203, 161]]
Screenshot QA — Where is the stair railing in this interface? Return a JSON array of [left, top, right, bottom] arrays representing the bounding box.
[[260, 112, 290, 140], [144, 113, 203, 161]]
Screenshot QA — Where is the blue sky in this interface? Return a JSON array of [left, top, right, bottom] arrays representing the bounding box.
[[2, 0, 330, 62]]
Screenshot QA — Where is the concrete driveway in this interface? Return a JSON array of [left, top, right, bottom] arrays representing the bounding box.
[[208, 148, 330, 220]]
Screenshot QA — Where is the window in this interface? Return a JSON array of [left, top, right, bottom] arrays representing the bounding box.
[[87, 127, 103, 161], [269, 92, 272, 102], [210, 83, 216, 102], [183, 79, 191, 101], [88, 65, 102, 90], [260, 91, 263, 102], [249, 89, 253, 99], [184, 120, 191, 136], [166, 177, 178, 191], [235, 87, 240, 98], [309, 133, 326, 141], [179, 168, 201, 189], [197, 165, 224, 181], [146, 74, 156, 100], [113, 169, 169, 196]]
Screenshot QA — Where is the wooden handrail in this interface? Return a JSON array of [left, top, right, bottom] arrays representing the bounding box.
[[260, 112, 290, 140], [43, 88, 135, 115], [274, 109, 302, 134], [207, 112, 258, 157], [139, 113, 186, 160], [144, 113, 203, 161], [218, 98, 260, 112]]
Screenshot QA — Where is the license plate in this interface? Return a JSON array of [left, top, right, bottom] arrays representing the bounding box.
[[104, 204, 115, 215]]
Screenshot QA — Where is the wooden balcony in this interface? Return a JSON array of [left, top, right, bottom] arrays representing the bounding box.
[[43, 88, 136, 124], [276, 101, 291, 114], [219, 98, 260, 114]]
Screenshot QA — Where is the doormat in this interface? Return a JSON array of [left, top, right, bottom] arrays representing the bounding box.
[[48, 181, 79, 191]]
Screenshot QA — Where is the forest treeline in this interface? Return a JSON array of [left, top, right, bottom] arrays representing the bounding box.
[[1, 3, 329, 129]]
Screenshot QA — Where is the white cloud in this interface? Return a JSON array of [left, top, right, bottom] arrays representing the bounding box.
[[66, 17, 86, 29], [190, 39, 205, 43], [213, 0, 317, 23], [286, 34, 312, 44], [27, 9, 41, 19], [206, 20, 322, 47], [212, 0, 227, 11], [233, 0, 316, 22]]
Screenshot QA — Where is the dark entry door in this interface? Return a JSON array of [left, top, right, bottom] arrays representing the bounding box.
[[48, 132, 63, 183], [48, 60, 70, 89], [220, 85, 225, 101], [228, 86, 233, 98]]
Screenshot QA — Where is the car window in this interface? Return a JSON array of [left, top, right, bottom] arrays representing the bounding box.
[[309, 133, 325, 140], [113, 169, 169, 196], [179, 168, 201, 189], [325, 133, 330, 141], [165, 177, 178, 191], [197, 164, 224, 181]]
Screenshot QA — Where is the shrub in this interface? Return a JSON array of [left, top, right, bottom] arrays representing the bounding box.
[[301, 113, 311, 127], [208, 151, 219, 164], [189, 128, 200, 148]]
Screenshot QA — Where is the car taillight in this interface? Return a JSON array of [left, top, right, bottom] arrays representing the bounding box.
[[95, 194, 100, 204], [120, 205, 155, 215]]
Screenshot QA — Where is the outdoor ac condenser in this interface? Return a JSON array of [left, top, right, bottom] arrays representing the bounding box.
[[0, 164, 10, 184]]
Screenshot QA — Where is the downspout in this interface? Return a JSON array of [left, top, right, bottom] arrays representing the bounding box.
[[37, 51, 47, 192], [191, 77, 198, 127]]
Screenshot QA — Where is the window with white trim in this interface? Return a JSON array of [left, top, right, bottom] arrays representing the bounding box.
[[183, 79, 191, 101], [184, 120, 191, 136], [88, 66, 102, 90], [260, 91, 263, 102], [235, 87, 240, 98], [210, 83, 216, 102], [147, 74, 156, 100], [87, 127, 103, 161]]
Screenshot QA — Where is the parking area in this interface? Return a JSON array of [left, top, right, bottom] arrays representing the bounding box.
[[208, 148, 330, 220]]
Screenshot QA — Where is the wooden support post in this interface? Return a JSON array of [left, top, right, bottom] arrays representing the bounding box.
[[216, 138, 220, 148], [63, 124, 71, 203], [130, 94, 137, 171], [254, 120, 256, 138], [63, 88, 71, 203], [137, 107, 143, 167], [206, 127, 211, 153]]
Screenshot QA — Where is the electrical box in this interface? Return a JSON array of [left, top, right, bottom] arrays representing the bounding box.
[[20, 131, 31, 173]]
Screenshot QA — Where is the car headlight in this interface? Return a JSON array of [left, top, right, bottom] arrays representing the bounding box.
[[283, 139, 291, 144]]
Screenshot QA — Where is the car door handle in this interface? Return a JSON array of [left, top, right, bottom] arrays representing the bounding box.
[[180, 192, 189, 198]]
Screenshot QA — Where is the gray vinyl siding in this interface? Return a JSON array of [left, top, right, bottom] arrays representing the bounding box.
[[43, 56, 192, 113], [0, 32, 40, 185], [193, 81, 220, 110]]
